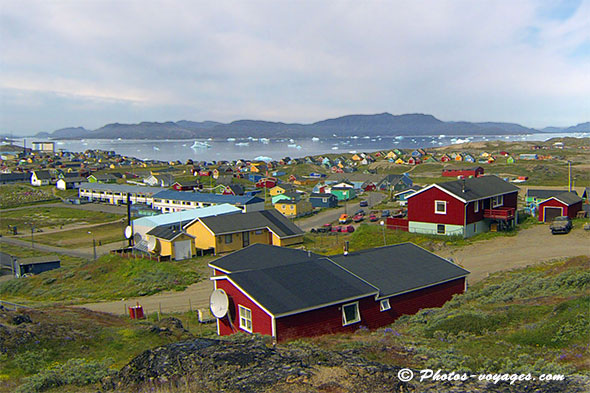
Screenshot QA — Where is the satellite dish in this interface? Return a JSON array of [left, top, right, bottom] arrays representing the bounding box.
[[124, 226, 133, 239], [210, 289, 229, 318], [133, 233, 142, 244], [147, 236, 157, 251]]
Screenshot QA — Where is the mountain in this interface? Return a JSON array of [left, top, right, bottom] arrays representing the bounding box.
[[563, 122, 590, 132], [40, 113, 585, 140]]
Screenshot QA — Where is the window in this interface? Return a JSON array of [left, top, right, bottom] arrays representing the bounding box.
[[437, 224, 445, 234], [435, 200, 446, 214], [474, 200, 479, 213], [380, 299, 391, 311], [290, 205, 294, 210], [238, 305, 252, 332], [492, 195, 503, 207], [225, 234, 232, 244], [255, 229, 263, 235], [342, 302, 361, 326]]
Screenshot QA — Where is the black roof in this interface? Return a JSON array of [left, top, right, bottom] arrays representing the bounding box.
[[331, 243, 469, 298], [210, 243, 319, 273], [199, 209, 304, 238], [583, 188, 590, 199], [526, 189, 574, 199], [227, 258, 378, 316], [435, 175, 519, 202], [0, 173, 30, 181], [34, 170, 52, 179], [147, 225, 193, 241], [310, 193, 336, 198], [549, 192, 583, 205], [18, 256, 61, 265]]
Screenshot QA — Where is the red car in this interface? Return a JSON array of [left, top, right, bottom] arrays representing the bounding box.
[[344, 225, 355, 233], [369, 213, 378, 222], [353, 214, 364, 223], [331, 225, 342, 233]]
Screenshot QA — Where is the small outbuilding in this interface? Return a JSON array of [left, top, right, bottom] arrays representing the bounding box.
[[537, 192, 583, 222]]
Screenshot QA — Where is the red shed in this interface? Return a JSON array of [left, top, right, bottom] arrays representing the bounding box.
[[209, 243, 468, 342], [537, 192, 582, 222], [442, 167, 484, 178]]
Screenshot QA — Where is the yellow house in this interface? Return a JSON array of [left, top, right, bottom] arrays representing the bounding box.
[[269, 184, 296, 197], [394, 158, 405, 165], [455, 154, 463, 162], [386, 151, 397, 159], [352, 154, 362, 161], [184, 209, 304, 254], [146, 227, 196, 261], [274, 199, 313, 218], [250, 164, 268, 173]]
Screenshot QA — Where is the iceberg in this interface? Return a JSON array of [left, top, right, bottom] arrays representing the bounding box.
[[311, 137, 320, 142], [254, 156, 272, 162], [227, 137, 236, 141], [191, 141, 211, 149], [260, 138, 270, 144], [331, 146, 339, 150], [235, 142, 249, 146]]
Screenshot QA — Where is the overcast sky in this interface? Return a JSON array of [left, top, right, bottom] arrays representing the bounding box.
[[1, 0, 589, 135]]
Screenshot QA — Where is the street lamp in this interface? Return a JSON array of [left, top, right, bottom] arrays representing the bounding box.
[[380, 220, 386, 246], [26, 222, 35, 249], [88, 231, 97, 260]]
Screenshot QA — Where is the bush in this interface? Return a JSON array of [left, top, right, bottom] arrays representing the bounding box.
[[16, 358, 116, 393]]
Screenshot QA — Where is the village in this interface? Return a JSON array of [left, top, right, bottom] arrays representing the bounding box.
[[0, 137, 589, 392]]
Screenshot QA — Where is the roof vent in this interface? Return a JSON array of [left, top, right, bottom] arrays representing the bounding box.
[[462, 179, 466, 193]]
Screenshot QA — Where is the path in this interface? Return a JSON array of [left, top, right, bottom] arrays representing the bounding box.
[[439, 224, 590, 282], [1, 201, 127, 214], [297, 192, 386, 231], [0, 237, 93, 258]]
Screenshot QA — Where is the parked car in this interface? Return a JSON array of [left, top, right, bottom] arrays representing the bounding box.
[[339, 214, 349, 224], [359, 200, 368, 207], [550, 216, 572, 234], [369, 213, 378, 222], [331, 225, 342, 233], [381, 209, 390, 218], [312, 223, 332, 233], [354, 209, 366, 216], [344, 225, 355, 233], [353, 214, 364, 223]]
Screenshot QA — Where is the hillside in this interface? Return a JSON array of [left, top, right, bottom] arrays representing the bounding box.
[[34, 112, 561, 140]]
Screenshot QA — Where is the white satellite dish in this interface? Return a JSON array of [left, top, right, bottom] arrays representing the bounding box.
[[124, 226, 133, 239], [210, 289, 229, 318], [147, 236, 157, 251]]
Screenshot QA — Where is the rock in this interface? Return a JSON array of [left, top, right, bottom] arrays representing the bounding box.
[[12, 314, 32, 325]]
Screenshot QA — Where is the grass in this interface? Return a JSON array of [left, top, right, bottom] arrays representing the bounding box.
[[0, 253, 210, 304], [0, 243, 84, 270], [32, 221, 127, 248], [0, 307, 216, 392], [292, 255, 590, 375], [0, 206, 123, 232], [0, 185, 58, 209]]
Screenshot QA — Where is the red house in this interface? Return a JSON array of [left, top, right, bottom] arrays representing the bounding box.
[[222, 184, 245, 196], [537, 192, 582, 222], [255, 177, 277, 189], [209, 243, 469, 342], [406, 175, 519, 237], [172, 181, 198, 191], [442, 167, 484, 178]]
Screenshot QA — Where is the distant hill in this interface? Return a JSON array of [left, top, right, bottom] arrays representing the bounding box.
[[563, 122, 590, 132], [34, 113, 588, 140]]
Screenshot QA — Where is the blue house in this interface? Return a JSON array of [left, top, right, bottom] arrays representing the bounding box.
[[310, 193, 338, 208], [309, 172, 326, 179], [248, 173, 264, 182]]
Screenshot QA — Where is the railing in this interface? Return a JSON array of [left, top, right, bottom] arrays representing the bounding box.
[[0, 300, 32, 311], [484, 207, 516, 220]]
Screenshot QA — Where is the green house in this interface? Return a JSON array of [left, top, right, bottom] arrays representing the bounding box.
[[330, 186, 356, 201], [506, 156, 515, 164]]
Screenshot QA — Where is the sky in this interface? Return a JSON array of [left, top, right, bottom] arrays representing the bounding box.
[[1, 0, 589, 135]]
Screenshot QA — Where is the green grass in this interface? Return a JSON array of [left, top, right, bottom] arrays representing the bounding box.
[[0, 185, 58, 209], [0, 253, 208, 304], [1, 206, 123, 232], [0, 243, 85, 270], [31, 221, 128, 248]]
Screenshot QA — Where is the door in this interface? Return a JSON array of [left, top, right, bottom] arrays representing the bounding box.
[[543, 207, 562, 222], [173, 240, 192, 261], [243, 231, 250, 247]]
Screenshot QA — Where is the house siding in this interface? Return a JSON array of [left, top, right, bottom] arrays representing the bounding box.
[[275, 277, 466, 342], [407, 187, 465, 226], [538, 199, 582, 222], [215, 279, 273, 337]]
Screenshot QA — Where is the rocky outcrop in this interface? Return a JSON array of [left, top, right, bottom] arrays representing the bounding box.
[[105, 335, 589, 393]]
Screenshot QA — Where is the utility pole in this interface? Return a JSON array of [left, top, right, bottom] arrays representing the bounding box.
[[568, 161, 572, 192], [380, 221, 386, 246]]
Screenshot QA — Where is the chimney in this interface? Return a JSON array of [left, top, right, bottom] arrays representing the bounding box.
[[462, 179, 466, 193], [344, 241, 349, 256]]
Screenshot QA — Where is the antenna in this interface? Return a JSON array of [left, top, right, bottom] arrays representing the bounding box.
[[147, 236, 157, 251], [210, 289, 229, 318]]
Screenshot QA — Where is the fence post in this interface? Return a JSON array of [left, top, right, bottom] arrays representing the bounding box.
[[189, 298, 192, 312]]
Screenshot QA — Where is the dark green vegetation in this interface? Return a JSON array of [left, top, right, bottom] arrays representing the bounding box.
[[300, 255, 590, 375], [0, 253, 204, 304], [0, 307, 216, 393]]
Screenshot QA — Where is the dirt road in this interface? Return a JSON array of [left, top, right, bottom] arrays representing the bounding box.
[[297, 192, 387, 231], [75, 223, 589, 316], [439, 224, 589, 282]]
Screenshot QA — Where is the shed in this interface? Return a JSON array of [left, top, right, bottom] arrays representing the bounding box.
[[14, 256, 61, 277], [537, 192, 583, 222]]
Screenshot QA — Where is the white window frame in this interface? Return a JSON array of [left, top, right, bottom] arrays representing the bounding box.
[[435, 200, 447, 214], [492, 195, 503, 208], [238, 305, 252, 333], [342, 301, 361, 326], [380, 299, 391, 312], [474, 200, 479, 213]]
